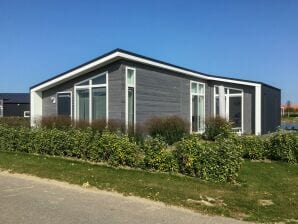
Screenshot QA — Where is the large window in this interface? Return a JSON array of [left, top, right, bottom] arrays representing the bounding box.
[[191, 81, 205, 132], [57, 92, 71, 117], [126, 67, 136, 128], [74, 72, 108, 122], [214, 86, 243, 132]]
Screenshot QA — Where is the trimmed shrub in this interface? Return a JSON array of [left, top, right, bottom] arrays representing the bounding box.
[[267, 131, 298, 163], [90, 131, 142, 167], [174, 135, 243, 182], [238, 135, 268, 160], [0, 124, 244, 182], [145, 115, 189, 145], [142, 136, 178, 172], [29, 127, 76, 156], [204, 117, 233, 141]]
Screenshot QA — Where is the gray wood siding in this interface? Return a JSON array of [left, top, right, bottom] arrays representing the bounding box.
[[261, 85, 281, 134], [41, 59, 261, 135], [42, 61, 123, 120], [121, 60, 208, 124]]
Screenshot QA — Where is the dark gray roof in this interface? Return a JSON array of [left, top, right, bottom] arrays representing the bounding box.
[[0, 93, 30, 104], [31, 48, 280, 91]]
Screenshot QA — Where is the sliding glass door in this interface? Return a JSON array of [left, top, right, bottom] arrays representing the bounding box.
[[76, 89, 89, 121], [229, 96, 242, 129], [92, 87, 106, 120], [214, 86, 243, 132]]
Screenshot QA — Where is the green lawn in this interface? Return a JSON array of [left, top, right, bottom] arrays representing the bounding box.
[[0, 151, 297, 223]]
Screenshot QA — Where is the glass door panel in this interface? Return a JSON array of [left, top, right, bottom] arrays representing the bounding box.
[[76, 89, 89, 121], [92, 87, 106, 120], [229, 96, 242, 129]]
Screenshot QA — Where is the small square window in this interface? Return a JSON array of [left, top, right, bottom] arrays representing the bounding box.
[[198, 84, 204, 94], [215, 86, 219, 94], [92, 74, 106, 85], [77, 80, 89, 86], [24, 111, 30, 117], [229, 88, 241, 94], [191, 83, 198, 94]]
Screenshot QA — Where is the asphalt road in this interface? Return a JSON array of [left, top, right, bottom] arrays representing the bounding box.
[[0, 172, 249, 224]]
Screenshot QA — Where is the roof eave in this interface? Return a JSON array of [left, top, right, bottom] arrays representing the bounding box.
[[30, 48, 279, 92]]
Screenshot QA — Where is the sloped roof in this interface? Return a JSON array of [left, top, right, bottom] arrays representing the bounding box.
[[31, 48, 280, 91], [0, 93, 30, 104]]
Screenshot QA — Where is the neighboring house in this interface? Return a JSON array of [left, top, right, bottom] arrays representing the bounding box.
[[30, 49, 280, 135], [281, 104, 298, 116], [0, 93, 30, 117]]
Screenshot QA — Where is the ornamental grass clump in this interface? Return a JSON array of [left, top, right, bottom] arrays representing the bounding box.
[[204, 117, 233, 141], [0, 117, 30, 127], [145, 115, 189, 145]]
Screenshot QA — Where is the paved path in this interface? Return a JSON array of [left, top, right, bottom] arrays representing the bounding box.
[[0, 172, 250, 224]]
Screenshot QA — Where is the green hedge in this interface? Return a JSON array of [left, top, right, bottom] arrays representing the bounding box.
[[238, 135, 268, 160], [174, 135, 243, 182], [0, 126, 141, 167], [0, 125, 244, 182], [267, 132, 298, 163], [142, 136, 178, 172], [237, 131, 298, 163]]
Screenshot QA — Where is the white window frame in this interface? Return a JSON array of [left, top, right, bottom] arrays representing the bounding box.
[[0, 99, 3, 118], [74, 71, 109, 123], [24, 111, 30, 118], [56, 91, 72, 118], [125, 66, 136, 129], [190, 81, 205, 133], [214, 85, 244, 133]]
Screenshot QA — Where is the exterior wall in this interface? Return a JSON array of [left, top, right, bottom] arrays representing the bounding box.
[[42, 61, 124, 121], [40, 59, 268, 135], [208, 81, 255, 134], [261, 85, 281, 134], [121, 60, 255, 134], [3, 103, 30, 117], [121, 60, 205, 125]]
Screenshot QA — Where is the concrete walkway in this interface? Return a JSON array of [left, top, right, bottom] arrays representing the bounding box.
[[0, 172, 250, 224]]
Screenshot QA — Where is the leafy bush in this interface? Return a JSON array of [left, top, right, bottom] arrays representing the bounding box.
[[0, 125, 141, 167], [204, 117, 233, 141], [145, 116, 189, 145], [0, 124, 245, 182], [90, 131, 142, 167], [174, 135, 243, 182], [267, 131, 298, 163], [142, 136, 178, 172], [238, 135, 268, 160]]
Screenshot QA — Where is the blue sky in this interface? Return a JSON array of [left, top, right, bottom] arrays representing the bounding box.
[[0, 0, 297, 103]]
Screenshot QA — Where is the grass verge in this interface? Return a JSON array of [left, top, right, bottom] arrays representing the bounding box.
[[0, 151, 297, 223]]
